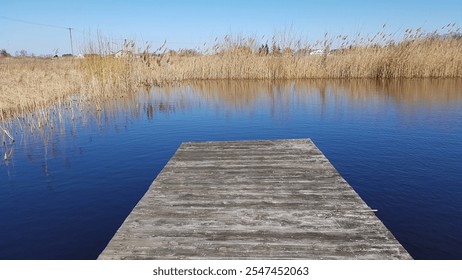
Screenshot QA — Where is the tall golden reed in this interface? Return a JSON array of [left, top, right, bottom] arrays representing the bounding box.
[[1, 25, 462, 120]]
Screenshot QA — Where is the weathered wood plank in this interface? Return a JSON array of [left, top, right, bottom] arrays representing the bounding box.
[[98, 139, 411, 259]]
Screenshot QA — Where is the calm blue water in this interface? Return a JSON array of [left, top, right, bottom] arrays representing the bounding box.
[[1, 79, 461, 260]]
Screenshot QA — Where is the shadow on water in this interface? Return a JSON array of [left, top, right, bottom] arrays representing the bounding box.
[[1, 78, 462, 259]]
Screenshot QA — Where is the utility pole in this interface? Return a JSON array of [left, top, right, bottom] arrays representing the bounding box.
[[68, 27, 74, 55]]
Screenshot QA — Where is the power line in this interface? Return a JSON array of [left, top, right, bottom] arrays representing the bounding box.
[[0, 15, 70, 30], [0, 15, 76, 54]]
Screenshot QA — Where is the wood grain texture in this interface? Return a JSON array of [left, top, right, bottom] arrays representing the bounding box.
[[98, 139, 411, 259]]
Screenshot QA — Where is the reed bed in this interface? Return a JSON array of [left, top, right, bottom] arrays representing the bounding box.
[[78, 25, 462, 93], [1, 25, 462, 121], [0, 57, 81, 119]]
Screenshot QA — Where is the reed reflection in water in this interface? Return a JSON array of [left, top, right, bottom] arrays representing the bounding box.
[[0, 78, 462, 259]]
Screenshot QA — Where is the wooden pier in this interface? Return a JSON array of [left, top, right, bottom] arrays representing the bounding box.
[[98, 139, 411, 259]]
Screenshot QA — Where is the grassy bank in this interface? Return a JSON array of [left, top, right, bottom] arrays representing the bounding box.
[[1, 27, 462, 119]]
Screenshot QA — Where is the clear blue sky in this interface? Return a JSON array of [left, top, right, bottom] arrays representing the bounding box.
[[1, 0, 461, 55]]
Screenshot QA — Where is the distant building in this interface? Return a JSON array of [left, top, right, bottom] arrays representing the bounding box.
[[309, 49, 324, 56]]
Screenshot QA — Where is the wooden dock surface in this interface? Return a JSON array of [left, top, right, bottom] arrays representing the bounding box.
[[99, 139, 411, 259]]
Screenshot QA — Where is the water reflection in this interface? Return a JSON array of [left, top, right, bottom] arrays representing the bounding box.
[[1, 78, 462, 170], [188, 78, 462, 107]]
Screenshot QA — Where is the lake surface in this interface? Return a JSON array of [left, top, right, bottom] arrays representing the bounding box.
[[1, 79, 461, 260]]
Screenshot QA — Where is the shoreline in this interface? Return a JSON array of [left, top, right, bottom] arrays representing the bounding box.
[[1, 34, 462, 119]]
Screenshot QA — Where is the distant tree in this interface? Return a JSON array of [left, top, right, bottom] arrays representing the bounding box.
[[177, 49, 201, 57], [167, 50, 178, 56], [271, 42, 281, 55], [258, 44, 269, 55], [0, 49, 11, 57], [16, 50, 28, 57]]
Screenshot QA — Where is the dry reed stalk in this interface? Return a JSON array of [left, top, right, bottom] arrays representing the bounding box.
[[1, 25, 462, 121], [0, 125, 14, 142], [0, 57, 81, 119]]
